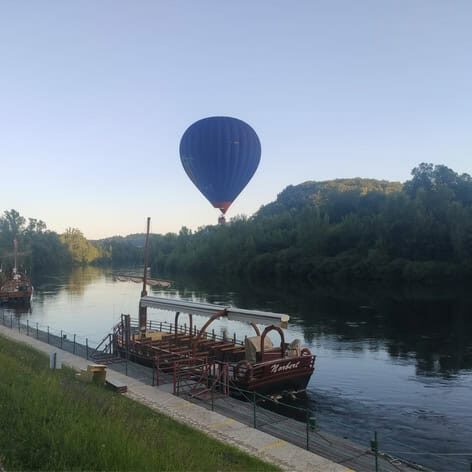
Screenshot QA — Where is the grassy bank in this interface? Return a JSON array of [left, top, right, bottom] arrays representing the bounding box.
[[0, 334, 278, 471]]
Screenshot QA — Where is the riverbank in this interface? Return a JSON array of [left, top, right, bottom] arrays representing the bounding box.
[[0, 333, 278, 471], [0, 325, 349, 472]]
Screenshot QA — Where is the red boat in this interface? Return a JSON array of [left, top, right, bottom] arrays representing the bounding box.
[[0, 239, 33, 305], [0, 270, 33, 304], [112, 295, 316, 395]]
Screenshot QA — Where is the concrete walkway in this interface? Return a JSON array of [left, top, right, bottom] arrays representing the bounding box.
[[0, 325, 351, 472]]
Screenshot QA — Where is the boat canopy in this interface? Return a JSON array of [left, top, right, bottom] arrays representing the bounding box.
[[140, 295, 289, 327]]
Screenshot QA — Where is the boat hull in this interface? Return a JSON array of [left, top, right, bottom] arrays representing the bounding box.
[[115, 342, 315, 395], [234, 370, 313, 395], [0, 293, 32, 304], [0, 272, 33, 305]]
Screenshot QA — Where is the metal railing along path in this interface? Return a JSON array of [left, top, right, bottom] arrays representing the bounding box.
[[1, 309, 471, 472]]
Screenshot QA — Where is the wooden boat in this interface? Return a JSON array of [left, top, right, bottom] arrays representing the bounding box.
[[0, 239, 33, 304], [0, 269, 33, 304], [112, 295, 316, 395], [96, 218, 315, 395]]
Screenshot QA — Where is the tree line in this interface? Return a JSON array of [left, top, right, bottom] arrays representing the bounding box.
[[3, 162, 472, 284], [0, 210, 104, 273], [144, 163, 472, 284]]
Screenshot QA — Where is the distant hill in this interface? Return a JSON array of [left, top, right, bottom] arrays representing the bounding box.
[[93, 233, 146, 266], [257, 178, 402, 217]]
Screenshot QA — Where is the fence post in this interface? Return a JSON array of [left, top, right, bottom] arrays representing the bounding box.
[[18, 318, 21, 333], [306, 410, 310, 450], [125, 339, 129, 376], [10, 314, 13, 328], [253, 391, 257, 428], [370, 431, 379, 472], [2, 311, 4, 325], [73, 334, 76, 354], [36, 322, 39, 339], [211, 384, 214, 411], [60, 330, 63, 349], [173, 363, 177, 394], [27, 319, 29, 336], [86, 338, 89, 359], [47, 326, 50, 344]]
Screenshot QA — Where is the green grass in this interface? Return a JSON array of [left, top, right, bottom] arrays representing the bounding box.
[[0, 334, 279, 471]]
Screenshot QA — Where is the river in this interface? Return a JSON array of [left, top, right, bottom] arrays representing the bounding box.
[[4, 266, 472, 471]]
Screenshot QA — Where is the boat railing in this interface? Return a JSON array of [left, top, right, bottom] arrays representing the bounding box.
[[120, 316, 246, 346]]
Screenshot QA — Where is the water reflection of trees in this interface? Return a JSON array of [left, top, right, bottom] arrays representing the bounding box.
[[32, 266, 104, 299], [66, 266, 103, 295], [166, 274, 472, 377]]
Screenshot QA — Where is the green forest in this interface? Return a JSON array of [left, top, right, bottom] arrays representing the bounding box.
[[2, 163, 472, 284], [144, 163, 472, 284], [0, 210, 103, 273]]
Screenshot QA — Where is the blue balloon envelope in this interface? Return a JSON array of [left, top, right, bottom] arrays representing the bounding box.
[[180, 116, 261, 214]]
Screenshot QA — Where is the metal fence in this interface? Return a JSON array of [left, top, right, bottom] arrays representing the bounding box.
[[1, 309, 471, 472]]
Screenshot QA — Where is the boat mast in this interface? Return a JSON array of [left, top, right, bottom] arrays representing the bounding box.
[[138, 217, 151, 334], [13, 238, 18, 275]]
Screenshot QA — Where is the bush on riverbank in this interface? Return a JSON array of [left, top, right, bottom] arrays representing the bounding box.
[[0, 335, 278, 471]]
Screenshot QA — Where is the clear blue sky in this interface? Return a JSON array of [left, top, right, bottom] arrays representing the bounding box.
[[1, 1, 471, 238]]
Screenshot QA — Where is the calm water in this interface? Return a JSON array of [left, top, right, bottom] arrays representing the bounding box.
[[4, 267, 472, 471]]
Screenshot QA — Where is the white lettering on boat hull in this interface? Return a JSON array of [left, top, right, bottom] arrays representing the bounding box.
[[270, 361, 301, 374]]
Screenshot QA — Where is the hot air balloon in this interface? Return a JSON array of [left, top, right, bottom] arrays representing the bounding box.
[[180, 116, 261, 223]]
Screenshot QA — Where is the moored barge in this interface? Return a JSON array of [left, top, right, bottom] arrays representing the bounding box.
[[0, 239, 33, 305], [111, 295, 316, 395], [0, 270, 33, 304]]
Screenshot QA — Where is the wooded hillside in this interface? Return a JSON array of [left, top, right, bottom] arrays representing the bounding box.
[[145, 163, 472, 283]]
